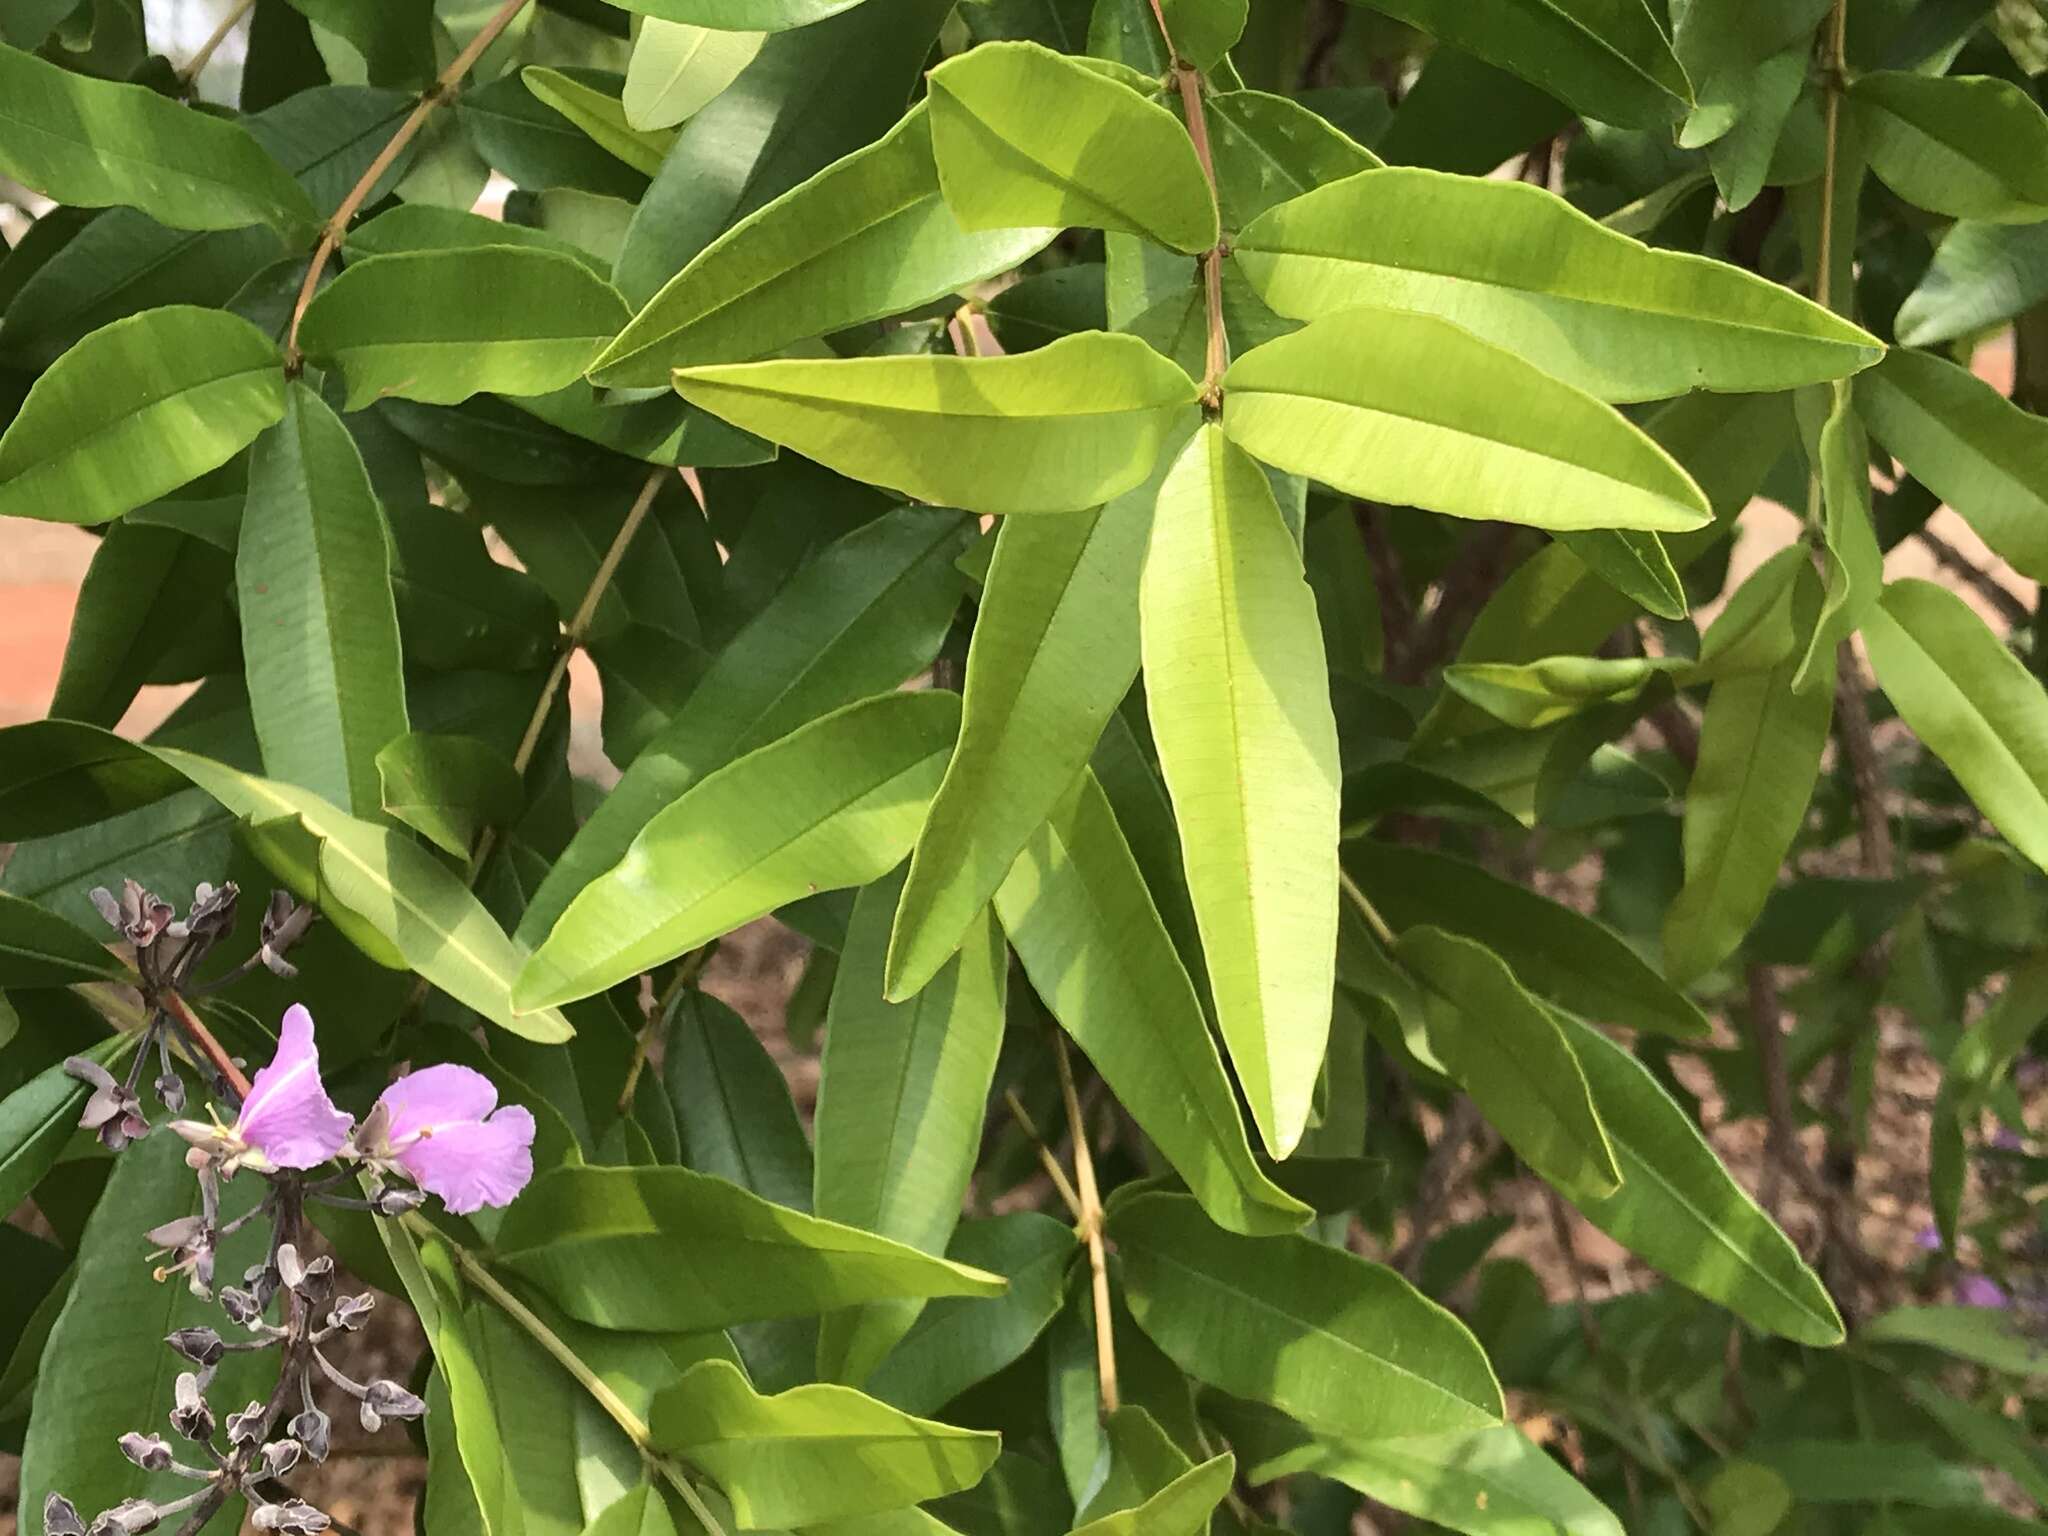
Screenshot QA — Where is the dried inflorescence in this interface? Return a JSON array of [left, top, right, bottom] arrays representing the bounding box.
[[47, 875, 535, 1536]]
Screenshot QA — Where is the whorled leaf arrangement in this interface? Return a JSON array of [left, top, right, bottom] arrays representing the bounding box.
[[0, 0, 2046, 1534]]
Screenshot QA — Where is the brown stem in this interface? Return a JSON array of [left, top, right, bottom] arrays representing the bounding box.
[[1053, 1030, 1118, 1415], [1403, 524, 1522, 678], [162, 989, 255, 1100], [1144, 0, 1228, 406], [1911, 526, 2030, 629], [1392, 1095, 1490, 1279], [283, 0, 535, 372], [179, 0, 256, 88], [1745, 964, 1800, 1217]]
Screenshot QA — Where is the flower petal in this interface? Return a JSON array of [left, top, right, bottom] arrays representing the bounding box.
[[373, 1064, 498, 1147], [235, 1005, 352, 1169], [396, 1106, 535, 1214]]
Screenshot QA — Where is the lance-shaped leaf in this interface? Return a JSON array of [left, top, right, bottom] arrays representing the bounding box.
[[1394, 926, 1621, 1201], [623, 20, 765, 131], [517, 506, 969, 948], [153, 748, 574, 1043], [517, 691, 960, 1010], [1895, 221, 2048, 348], [814, 871, 1007, 1385], [673, 332, 1200, 515], [1663, 610, 1834, 985], [238, 383, 411, 822], [604, 0, 866, 26], [865, 1213, 1078, 1416], [927, 40, 1216, 253], [0, 306, 285, 525], [496, 1165, 1004, 1332], [1243, 1422, 1626, 1536], [1206, 87, 1384, 228], [1140, 426, 1339, 1159], [1864, 579, 2048, 876], [521, 67, 676, 176], [667, 988, 814, 1213], [1556, 1012, 1844, 1344], [1342, 843, 1708, 1038], [376, 732, 522, 857], [648, 1360, 998, 1528], [1559, 527, 1687, 619], [1233, 167, 1881, 403], [1111, 1192, 1503, 1440], [0, 893, 122, 987], [1221, 308, 1711, 534], [299, 247, 631, 409], [887, 486, 1154, 999], [1354, 0, 1692, 131], [1793, 386, 1881, 692], [1857, 347, 2048, 583], [593, 105, 1053, 385], [1851, 72, 2048, 223], [995, 772, 1311, 1236], [0, 1037, 129, 1216], [0, 41, 316, 235]]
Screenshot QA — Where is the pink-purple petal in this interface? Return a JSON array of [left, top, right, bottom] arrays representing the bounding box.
[[395, 1106, 535, 1214], [373, 1064, 499, 1146], [234, 1005, 353, 1170]]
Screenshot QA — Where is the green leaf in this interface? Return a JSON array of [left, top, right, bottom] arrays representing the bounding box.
[[1205, 87, 1384, 229], [1394, 926, 1621, 1200], [649, 1359, 999, 1527], [1355, 0, 1693, 130], [1139, 425, 1339, 1159], [814, 870, 1007, 1384], [865, 1212, 1078, 1415], [0, 891, 122, 986], [602, 0, 867, 26], [376, 732, 522, 856], [584, 1485, 680, 1536], [517, 691, 961, 1010], [1556, 527, 1687, 620], [887, 484, 1155, 999], [1894, 221, 2048, 347], [497, 1162, 1004, 1331], [1851, 72, 2048, 223], [460, 72, 652, 201], [1245, 1423, 1625, 1536], [1746, 1439, 1990, 1508], [1234, 167, 1878, 403], [1857, 347, 2048, 583], [1663, 586, 1834, 984], [994, 771, 1312, 1237], [154, 747, 574, 1043], [927, 41, 1216, 253], [19, 1134, 272, 1534], [623, 20, 765, 131], [0, 306, 285, 525], [0, 1036, 128, 1216], [1112, 1192, 1503, 1439], [673, 331, 1200, 516], [666, 987, 814, 1213], [1862, 1304, 2048, 1376], [1159, 0, 1244, 69], [299, 247, 631, 409], [522, 66, 677, 177], [1554, 1012, 1844, 1344], [0, 40, 316, 235], [1793, 384, 1880, 691], [1444, 654, 1685, 731], [1073, 1452, 1234, 1536], [592, 105, 1052, 385], [1863, 578, 2048, 875], [1221, 308, 1711, 533], [1344, 842, 1708, 1038], [238, 382, 411, 822], [517, 506, 969, 948]]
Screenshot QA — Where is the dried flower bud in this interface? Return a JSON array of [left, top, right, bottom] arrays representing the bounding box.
[[276, 1245, 335, 1300], [165, 1327, 224, 1367], [44, 1494, 88, 1536], [251, 1499, 330, 1534], [118, 1433, 173, 1472], [371, 1184, 425, 1216], [225, 1400, 268, 1447], [363, 1379, 426, 1423], [255, 1438, 303, 1481], [288, 1407, 331, 1464], [169, 1373, 214, 1442], [326, 1293, 375, 1332], [153, 1073, 187, 1114], [258, 891, 314, 979], [89, 1497, 161, 1535], [219, 1286, 264, 1326], [183, 881, 239, 941], [67, 1057, 148, 1151], [95, 879, 175, 949]]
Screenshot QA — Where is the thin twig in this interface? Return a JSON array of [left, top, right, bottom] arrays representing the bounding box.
[[283, 0, 536, 371], [179, 0, 257, 88], [1004, 1089, 1086, 1222], [1392, 1096, 1489, 1279], [1744, 964, 1802, 1218], [1052, 1030, 1118, 1415], [1337, 867, 1397, 948], [617, 944, 711, 1115], [1144, 0, 1228, 406], [1912, 526, 2030, 628]]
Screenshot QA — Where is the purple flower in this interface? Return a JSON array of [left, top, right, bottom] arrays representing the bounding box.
[[1914, 1226, 1943, 1252], [173, 1006, 352, 1174], [355, 1065, 534, 1215], [1956, 1273, 2010, 1309]]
